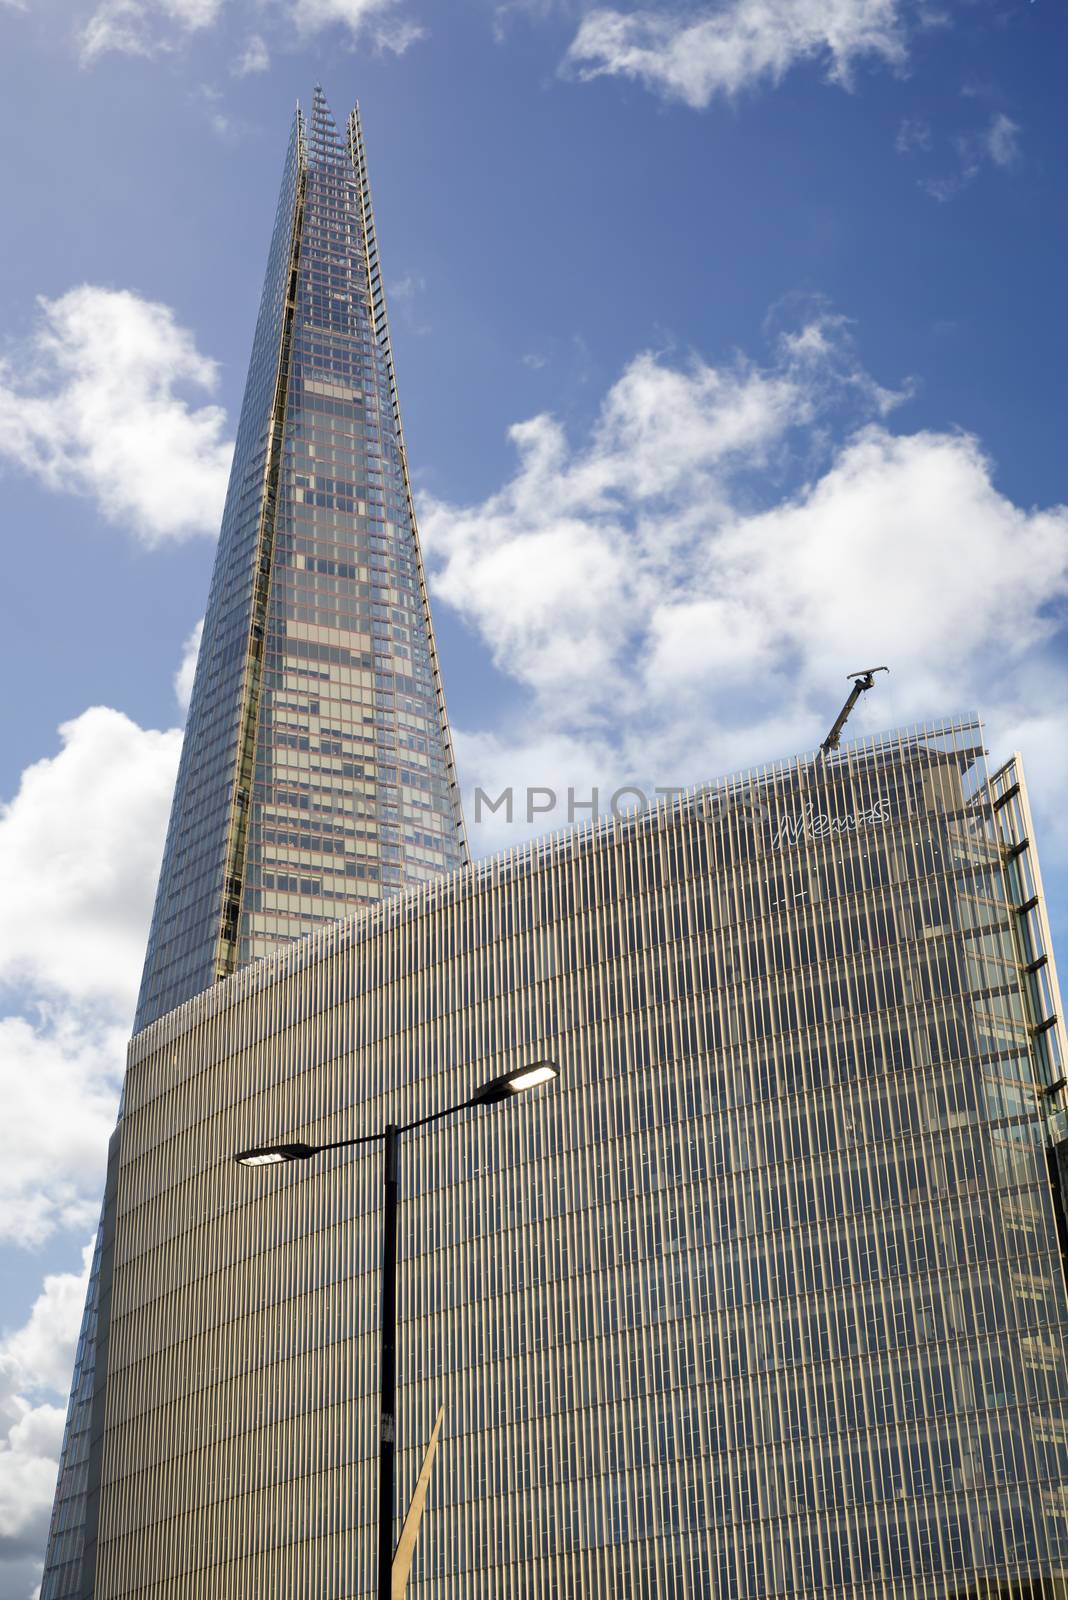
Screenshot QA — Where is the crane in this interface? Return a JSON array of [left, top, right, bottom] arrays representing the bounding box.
[[819, 667, 889, 758]]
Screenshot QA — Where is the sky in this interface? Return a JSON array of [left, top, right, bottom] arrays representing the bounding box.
[[0, 0, 1066, 1593]]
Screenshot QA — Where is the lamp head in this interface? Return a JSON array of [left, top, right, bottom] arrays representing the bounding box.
[[234, 1141, 317, 1167], [470, 1060, 558, 1106]]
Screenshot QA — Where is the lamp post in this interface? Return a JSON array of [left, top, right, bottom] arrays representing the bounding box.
[[234, 1059, 558, 1600]]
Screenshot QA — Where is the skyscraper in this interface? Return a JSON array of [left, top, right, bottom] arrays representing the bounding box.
[[41, 88, 466, 1597], [137, 87, 466, 1033], [57, 717, 1068, 1597]]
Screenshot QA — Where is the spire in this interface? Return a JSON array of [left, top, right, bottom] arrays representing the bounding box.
[[308, 82, 347, 167]]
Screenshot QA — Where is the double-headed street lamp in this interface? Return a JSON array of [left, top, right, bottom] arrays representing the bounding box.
[[234, 1059, 559, 1600]]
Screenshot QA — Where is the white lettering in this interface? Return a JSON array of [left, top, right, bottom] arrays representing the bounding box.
[[773, 797, 891, 849]]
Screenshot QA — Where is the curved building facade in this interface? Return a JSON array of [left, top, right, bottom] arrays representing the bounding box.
[[86, 718, 1068, 1597]]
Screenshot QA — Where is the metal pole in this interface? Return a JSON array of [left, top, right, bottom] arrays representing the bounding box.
[[378, 1125, 400, 1600]]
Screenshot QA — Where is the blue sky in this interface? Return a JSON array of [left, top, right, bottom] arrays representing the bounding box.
[[0, 0, 1066, 1592]]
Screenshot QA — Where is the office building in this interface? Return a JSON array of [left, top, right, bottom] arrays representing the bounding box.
[[68, 717, 1068, 1597]]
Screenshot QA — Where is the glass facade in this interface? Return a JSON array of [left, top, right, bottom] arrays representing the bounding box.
[[135, 87, 466, 1035], [40, 89, 467, 1599], [86, 718, 1068, 1596]]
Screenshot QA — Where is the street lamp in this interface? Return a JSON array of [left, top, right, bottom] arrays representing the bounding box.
[[234, 1058, 558, 1600]]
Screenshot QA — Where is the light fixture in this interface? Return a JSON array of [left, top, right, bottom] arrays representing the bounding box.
[[234, 1141, 318, 1166], [233, 1053, 557, 1600], [508, 1063, 558, 1092], [470, 1060, 558, 1105]]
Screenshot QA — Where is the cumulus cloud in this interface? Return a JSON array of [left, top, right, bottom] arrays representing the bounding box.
[[81, 0, 222, 61], [423, 317, 900, 701], [0, 705, 179, 1243], [0, 287, 232, 543], [0, 1017, 124, 1246], [421, 319, 1068, 856], [1, 1249, 93, 1392], [0, 707, 181, 1015], [0, 650, 186, 1576], [76, 0, 420, 61], [174, 618, 204, 712], [0, 1399, 65, 1557], [0, 1246, 92, 1581], [562, 0, 908, 108], [0, 685, 186, 1572], [0, 688, 185, 1584], [285, 0, 423, 48]]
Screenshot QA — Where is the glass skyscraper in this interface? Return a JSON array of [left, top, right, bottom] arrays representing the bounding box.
[[42, 88, 466, 1597], [52, 715, 1068, 1596], [136, 86, 466, 1033]]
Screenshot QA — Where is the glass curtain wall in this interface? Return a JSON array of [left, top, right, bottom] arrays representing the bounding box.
[[92, 719, 1068, 1599]]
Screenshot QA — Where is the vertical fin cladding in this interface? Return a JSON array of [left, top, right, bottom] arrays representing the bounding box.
[[989, 755, 1068, 1093], [214, 115, 308, 983], [347, 102, 469, 866], [990, 754, 1068, 1299]]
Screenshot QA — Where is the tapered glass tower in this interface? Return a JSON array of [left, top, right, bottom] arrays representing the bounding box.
[[137, 88, 466, 1031], [41, 88, 466, 1598]]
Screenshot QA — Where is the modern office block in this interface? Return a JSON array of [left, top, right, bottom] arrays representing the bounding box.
[[80, 718, 1068, 1597], [41, 88, 465, 1597]]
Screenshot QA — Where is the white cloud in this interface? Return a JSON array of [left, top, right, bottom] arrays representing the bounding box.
[[0, 1399, 64, 1554], [0, 681, 189, 1246], [0, 1016, 124, 1246], [81, 0, 222, 61], [285, 0, 423, 49], [423, 319, 891, 703], [920, 110, 1023, 201], [1, 1246, 93, 1391], [0, 287, 232, 543], [562, 0, 908, 108], [75, 0, 422, 63], [421, 320, 1068, 858], [232, 29, 269, 72], [986, 110, 1021, 168], [174, 618, 204, 711], [0, 707, 181, 1016], [0, 654, 186, 1578], [0, 688, 188, 1593], [0, 1245, 92, 1573]]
